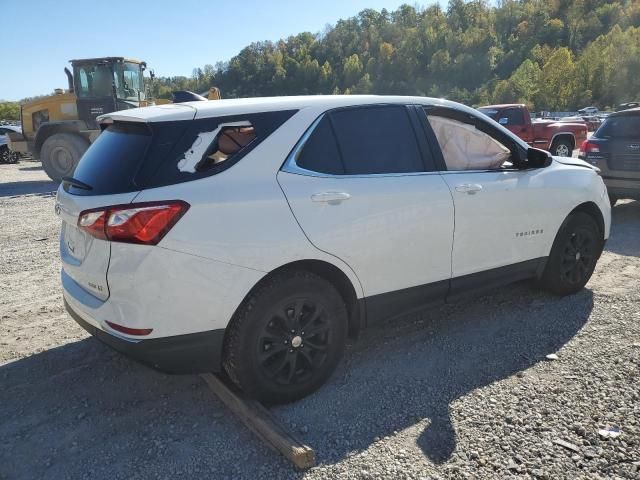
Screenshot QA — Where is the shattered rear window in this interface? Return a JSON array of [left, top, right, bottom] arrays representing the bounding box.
[[135, 109, 297, 189], [177, 122, 257, 173]]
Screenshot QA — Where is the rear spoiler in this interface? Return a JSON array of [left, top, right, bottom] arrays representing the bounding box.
[[97, 103, 197, 126]]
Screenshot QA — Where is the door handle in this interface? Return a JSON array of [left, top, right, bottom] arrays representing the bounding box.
[[311, 192, 351, 204], [455, 183, 483, 194]]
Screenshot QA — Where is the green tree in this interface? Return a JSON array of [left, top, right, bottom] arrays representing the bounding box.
[[536, 48, 577, 110], [342, 54, 363, 88], [0, 102, 20, 121]]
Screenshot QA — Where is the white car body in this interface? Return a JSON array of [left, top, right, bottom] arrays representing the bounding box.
[[56, 95, 611, 382], [578, 107, 599, 115]]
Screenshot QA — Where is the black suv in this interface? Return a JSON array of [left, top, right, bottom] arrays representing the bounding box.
[[579, 108, 640, 206]]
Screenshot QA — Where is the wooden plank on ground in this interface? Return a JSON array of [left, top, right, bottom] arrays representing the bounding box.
[[200, 373, 316, 470]]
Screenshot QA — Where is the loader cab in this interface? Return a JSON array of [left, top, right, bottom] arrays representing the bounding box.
[[71, 57, 147, 129]]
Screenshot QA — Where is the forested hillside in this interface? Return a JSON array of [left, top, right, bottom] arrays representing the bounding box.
[[153, 0, 640, 110]]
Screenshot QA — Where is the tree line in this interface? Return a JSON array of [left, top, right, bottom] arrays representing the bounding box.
[[5, 0, 640, 119], [152, 0, 640, 111]]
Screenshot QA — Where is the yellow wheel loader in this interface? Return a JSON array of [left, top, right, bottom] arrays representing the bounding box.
[[8, 57, 221, 182]]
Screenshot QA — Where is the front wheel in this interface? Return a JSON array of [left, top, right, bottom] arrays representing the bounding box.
[[538, 212, 602, 296], [551, 138, 573, 157], [223, 270, 348, 404]]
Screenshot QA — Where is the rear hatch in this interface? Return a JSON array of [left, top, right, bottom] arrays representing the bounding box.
[[56, 122, 157, 301], [592, 113, 640, 175], [57, 109, 296, 302]]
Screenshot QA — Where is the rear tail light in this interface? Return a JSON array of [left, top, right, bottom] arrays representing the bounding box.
[[78, 201, 189, 245], [580, 140, 600, 155]]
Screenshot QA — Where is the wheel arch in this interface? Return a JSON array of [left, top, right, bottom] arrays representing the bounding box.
[[545, 201, 606, 260], [550, 132, 576, 151], [229, 260, 364, 342], [569, 201, 605, 242]]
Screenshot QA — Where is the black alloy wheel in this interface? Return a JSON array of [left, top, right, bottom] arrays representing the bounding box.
[[558, 228, 597, 288], [539, 212, 602, 296], [223, 270, 348, 404], [258, 299, 331, 386]]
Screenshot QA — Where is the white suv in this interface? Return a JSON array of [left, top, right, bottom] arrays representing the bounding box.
[[56, 96, 611, 403]]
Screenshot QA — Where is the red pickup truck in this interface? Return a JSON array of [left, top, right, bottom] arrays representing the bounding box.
[[478, 104, 588, 157]]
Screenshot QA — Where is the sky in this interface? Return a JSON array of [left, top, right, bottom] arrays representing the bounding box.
[[0, 0, 430, 101]]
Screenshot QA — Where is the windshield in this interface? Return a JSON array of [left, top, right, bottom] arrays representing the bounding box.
[[73, 61, 145, 101], [74, 63, 115, 98], [114, 62, 146, 101]]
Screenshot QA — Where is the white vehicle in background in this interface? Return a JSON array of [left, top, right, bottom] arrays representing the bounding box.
[[578, 106, 599, 115], [56, 95, 611, 403], [0, 125, 21, 163]]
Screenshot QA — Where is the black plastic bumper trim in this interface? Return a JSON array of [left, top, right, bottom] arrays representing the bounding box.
[[65, 299, 224, 374]]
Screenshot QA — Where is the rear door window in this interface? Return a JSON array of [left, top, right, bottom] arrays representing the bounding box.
[[296, 116, 344, 174], [294, 105, 427, 175], [329, 105, 425, 175]]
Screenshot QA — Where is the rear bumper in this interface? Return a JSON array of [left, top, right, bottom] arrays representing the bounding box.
[[65, 299, 225, 374]]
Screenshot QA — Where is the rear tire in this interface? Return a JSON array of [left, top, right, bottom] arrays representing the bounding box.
[[539, 212, 602, 296], [223, 270, 348, 404], [40, 133, 89, 182], [551, 138, 573, 157]]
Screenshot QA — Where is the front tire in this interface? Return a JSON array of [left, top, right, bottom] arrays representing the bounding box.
[[539, 212, 602, 296], [551, 138, 573, 157], [223, 270, 348, 404], [40, 133, 89, 182]]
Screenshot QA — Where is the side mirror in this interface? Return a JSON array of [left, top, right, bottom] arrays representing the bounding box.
[[526, 147, 552, 168], [498, 117, 509, 125]]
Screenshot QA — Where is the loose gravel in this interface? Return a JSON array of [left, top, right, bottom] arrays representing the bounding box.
[[1, 161, 639, 479]]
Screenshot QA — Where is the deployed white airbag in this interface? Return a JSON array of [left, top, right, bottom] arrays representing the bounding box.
[[428, 116, 511, 171]]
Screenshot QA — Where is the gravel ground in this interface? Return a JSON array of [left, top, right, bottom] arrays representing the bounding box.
[[1, 161, 639, 480]]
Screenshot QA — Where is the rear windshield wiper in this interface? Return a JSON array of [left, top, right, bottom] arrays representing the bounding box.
[[62, 177, 93, 191]]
